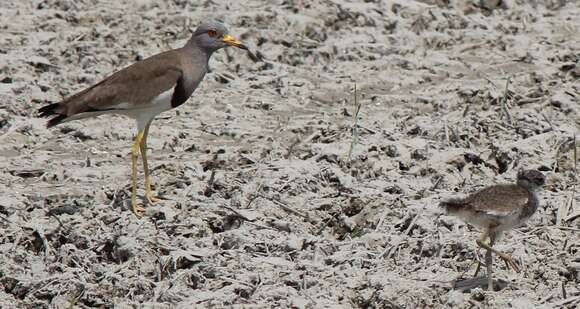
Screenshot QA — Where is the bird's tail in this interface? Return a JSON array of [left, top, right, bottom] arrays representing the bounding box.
[[38, 103, 67, 128], [439, 198, 465, 214]]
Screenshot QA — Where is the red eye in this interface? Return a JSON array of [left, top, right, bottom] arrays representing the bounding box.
[[207, 29, 217, 37]]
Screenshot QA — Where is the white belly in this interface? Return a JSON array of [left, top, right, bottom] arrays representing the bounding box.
[[123, 87, 175, 131], [60, 87, 177, 131], [455, 208, 522, 232]]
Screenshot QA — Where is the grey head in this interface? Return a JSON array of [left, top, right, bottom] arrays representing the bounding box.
[[188, 20, 247, 54], [516, 169, 546, 191]]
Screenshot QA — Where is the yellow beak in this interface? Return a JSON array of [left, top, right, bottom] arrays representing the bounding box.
[[223, 35, 247, 50]]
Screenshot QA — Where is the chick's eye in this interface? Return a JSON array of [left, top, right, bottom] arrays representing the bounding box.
[[207, 29, 217, 37]]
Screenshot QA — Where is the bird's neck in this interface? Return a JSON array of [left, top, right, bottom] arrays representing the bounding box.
[[183, 41, 212, 67], [521, 188, 540, 219]]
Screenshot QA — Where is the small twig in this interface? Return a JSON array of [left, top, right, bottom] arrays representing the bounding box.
[[358, 124, 376, 134], [204, 170, 216, 196], [556, 193, 571, 226], [562, 237, 568, 251], [285, 137, 300, 159], [152, 222, 166, 282], [539, 292, 556, 304], [30, 275, 72, 298], [517, 97, 542, 105], [66, 287, 85, 309], [376, 239, 408, 260], [375, 210, 388, 231], [561, 281, 567, 300], [155, 272, 191, 302], [552, 140, 568, 172], [347, 83, 362, 161], [559, 189, 575, 224], [223, 205, 254, 222], [107, 189, 120, 208], [462, 104, 470, 118], [566, 212, 580, 223], [444, 119, 450, 146], [260, 194, 306, 218], [405, 214, 419, 236], [536, 108, 554, 132], [258, 194, 318, 224], [286, 130, 322, 159], [389, 240, 406, 259], [34, 225, 50, 257], [430, 176, 443, 191], [219, 276, 255, 288], [48, 212, 66, 230], [471, 257, 482, 278], [245, 221, 277, 231], [550, 295, 580, 307], [303, 130, 321, 144], [0, 213, 10, 224], [314, 217, 332, 235], [376, 243, 392, 260], [550, 226, 580, 232], [245, 183, 263, 208], [499, 77, 513, 126], [574, 134, 578, 177], [156, 223, 195, 230]]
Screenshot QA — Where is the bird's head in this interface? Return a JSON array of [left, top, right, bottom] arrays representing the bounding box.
[[190, 20, 247, 53], [516, 169, 546, 191]]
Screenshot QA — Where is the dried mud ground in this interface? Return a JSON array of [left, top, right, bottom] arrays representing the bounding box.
[[1, 0, 580, 308]]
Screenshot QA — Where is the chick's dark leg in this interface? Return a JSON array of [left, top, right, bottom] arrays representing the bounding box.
[[486, 232, 495, 291], [476, 231, 519, 272]]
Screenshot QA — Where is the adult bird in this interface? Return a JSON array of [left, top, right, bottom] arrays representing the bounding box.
[[38, 20, 248, 216], [439, 169, 546, 291]]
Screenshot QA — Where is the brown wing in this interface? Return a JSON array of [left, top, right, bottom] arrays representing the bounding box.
[[464, 184, 529, 217], [58, 49, 184, 116]]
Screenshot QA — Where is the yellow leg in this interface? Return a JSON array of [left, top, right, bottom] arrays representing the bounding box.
[[139, 121, 160, 205], [131, 131, 146, 216], [476, 230, 520, 274]]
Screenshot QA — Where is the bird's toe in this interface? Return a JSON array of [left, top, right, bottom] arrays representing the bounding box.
[[132, 204, 146, 217], [500, 254, 520, 272], [145, 191, 161, 205]]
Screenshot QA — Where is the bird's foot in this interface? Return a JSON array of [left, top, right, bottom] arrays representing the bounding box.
[[499, 253, 520, 272], [132, 204, 146, 217], [145, 190, 161, 205], [144, 175, 161, 205]]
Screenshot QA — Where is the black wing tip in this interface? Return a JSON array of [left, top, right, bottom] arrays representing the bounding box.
[[439, 198, 464, 213], [46, 114, 67, 128], [38, 103, 59, 117], [38, 103, 66, 127], [439, 201, 451, 213]]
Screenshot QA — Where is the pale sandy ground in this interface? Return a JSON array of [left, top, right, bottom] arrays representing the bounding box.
[[1, 0, 579, 308]]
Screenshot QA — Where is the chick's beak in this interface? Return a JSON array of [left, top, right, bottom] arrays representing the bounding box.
[[223, 34, 247, 50]]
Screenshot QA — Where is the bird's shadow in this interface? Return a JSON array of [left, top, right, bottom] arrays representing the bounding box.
[[453, 276, 509, 292]]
